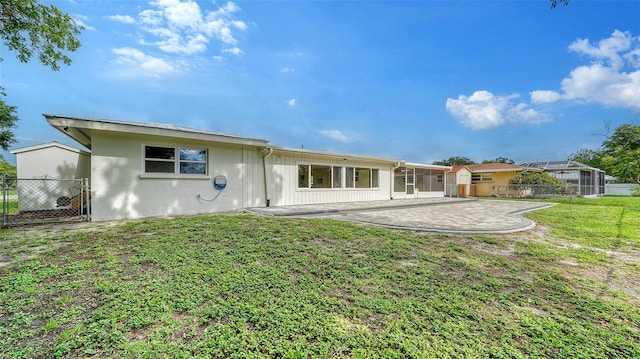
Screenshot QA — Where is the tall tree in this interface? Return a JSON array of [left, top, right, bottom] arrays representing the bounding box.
[[601, 124, 640, 184], [0, 0, 83, 149], [432, 156, 475, 166], [567, 149, 604, 169]]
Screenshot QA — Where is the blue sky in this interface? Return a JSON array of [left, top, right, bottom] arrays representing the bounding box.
[[2, 0, 639, 165]]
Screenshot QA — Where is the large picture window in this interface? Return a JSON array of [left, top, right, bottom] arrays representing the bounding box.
[[298, 164, 379, 189], [145, 146, 207, 175]]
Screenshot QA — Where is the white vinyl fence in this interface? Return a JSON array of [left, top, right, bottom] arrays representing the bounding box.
[[605, 183, 639, 196]]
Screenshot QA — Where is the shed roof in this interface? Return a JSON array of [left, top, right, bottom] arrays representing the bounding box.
[[448, 165, 471, 173], [10, 141, 90, 155]]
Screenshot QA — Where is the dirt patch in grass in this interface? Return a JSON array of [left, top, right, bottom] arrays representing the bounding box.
[[0, 221, 126, 267]]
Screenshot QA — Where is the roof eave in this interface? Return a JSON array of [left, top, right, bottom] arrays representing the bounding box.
[[268, 145, 403, 164], [44, 114, 269, 149]]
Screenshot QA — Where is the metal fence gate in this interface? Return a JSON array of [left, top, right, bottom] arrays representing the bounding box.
[[2, 177, 91, 227]]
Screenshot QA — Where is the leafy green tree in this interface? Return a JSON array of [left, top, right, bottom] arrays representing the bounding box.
[[0, 154, 16, 178], [482, 157, 514, 164], [601, 124, 640, 184], [568, 149, 604, 169], [0, 0, 82, 70], [0, 0, 83, 149], [433, 156, 475, 166], [0, 90, 18, 150]]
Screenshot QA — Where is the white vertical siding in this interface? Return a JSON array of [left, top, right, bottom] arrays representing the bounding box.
[[266, 151, 393, 206], [242, 145, 266, 208]]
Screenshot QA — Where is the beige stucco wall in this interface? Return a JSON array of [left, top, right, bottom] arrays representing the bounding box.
[[472, 171, 517, 197], [89, 132, 265, 221]]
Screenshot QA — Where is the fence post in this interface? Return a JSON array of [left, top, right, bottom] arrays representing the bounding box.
[[84, 178, 91, 221], [2, 176, 6, 227]]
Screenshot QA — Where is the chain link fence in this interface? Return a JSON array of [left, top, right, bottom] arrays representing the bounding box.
[[489, 184, 579, 199], [2, 177, 90, 227]]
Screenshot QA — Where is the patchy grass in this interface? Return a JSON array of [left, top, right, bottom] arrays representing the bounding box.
[[0, 198, 639, 358], [525, 196, 640, 249]]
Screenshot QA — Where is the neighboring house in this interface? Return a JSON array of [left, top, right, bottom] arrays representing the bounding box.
[[445, 165, 472, 197], [466, 163, 542, 197], [10, 142, 91, 212], [521, 160, 606, 197], [42, 115, 450, 221]]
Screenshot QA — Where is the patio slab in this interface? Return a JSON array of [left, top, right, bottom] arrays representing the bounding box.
[[248, 198, 555, 234]]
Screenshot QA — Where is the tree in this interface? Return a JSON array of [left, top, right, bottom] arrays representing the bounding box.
[[550, 0, 569, 8], [567, 149, 604, 169], [432, 156, 475, 166], [601, 124, 640, 184], [0, 0, 82, 149], [0, 0, 82, 70], [0, 90, 18, 150], [568, 123, 640, 184], [0, 154, 16, 178], [482, 157, 515, 165]]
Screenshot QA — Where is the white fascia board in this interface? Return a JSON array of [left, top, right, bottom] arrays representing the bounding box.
[[268, 145, 403, 165], [45, 114, 269, 148]]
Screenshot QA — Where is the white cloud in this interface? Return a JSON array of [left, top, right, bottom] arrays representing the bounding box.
[[135, 1, 247, 55], [569, 30, 633, 69], [560, 64, 640, 111], [446, 90, 550, 130], [530, 90, 561, 104], [107, 15, 136, 24], [281, 67, 295, 73], [112, 47, 176, 77], [531, 30, 640, 112], [288, 98, 296, 106], [222, 47, 243, 56], [319, 130, 348, 142]]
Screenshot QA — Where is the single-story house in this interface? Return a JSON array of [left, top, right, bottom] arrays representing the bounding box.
[[521, 160, 605, 197], [10, 141, 91, 212], [40, 114, 450, 221], [465, 163, 543, 197], [445, 165, 472, 197]]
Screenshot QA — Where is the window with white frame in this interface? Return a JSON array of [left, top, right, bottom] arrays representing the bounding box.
[[346, 167, 379, 188], [298, 164, 379, 189], [144, 146, 207, 175], [471, 173, 493, 182]]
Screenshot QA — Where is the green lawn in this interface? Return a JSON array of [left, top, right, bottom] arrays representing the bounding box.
[[0, 197, 639, 358]]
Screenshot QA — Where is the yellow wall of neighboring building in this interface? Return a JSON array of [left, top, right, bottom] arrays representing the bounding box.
[[472, 171, 517, 197]]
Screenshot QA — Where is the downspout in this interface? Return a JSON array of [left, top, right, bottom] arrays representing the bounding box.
[[262, 147, 274, 207], [390, 161, 401, 199]]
